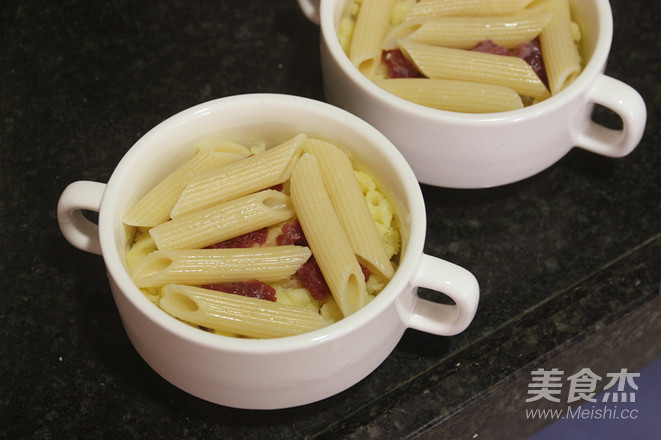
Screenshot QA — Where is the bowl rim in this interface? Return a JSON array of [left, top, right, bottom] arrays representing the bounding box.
[[319, 0, 614, 123], [97, 93, 428, 354]]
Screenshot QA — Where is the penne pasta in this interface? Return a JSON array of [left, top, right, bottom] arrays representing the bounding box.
[[160, 284, 330, 339], [405, 0, 536, 19], [399, 40, 550, 100], [124, 131, 404, 337], [341, 0, 584, 113], [125, 228, 157, 273], [170, 133, 305, 218], [195, 139, 251, 156], [123, 149, 245, 227], [376, 78, 524, 113], [539, 0, 582, 95], [149, 189, 294, 250], [131, 246, 312, 287], [290, 153, 370, 317], [304, 139, 394, 280], [349, 0, 397, 79], [392, 11, 552, 50]]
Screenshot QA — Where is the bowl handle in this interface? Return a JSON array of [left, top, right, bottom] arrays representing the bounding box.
[[405, 254, 480, 336], [574, 74, 647, 157], [297, 0, 321, 24], [57, 181, 106, 256]]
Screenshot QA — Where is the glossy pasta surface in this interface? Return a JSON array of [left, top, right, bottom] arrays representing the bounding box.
[[339, 0, 583, 113], [124, 134, 401, 338]]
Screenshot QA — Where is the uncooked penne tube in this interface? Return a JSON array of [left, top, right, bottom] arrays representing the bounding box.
[[170, 133, 305, 218], [539, 0, 582, 95], [405, 0, 536, 19], [399, 11, 552, 49], [290, 153, 370, 317], [160, 284, 329, 338], [349, 0, 397, 79], [131, 246, 312, 287], [123, 149, 245, 227], [399, 40, 550, 100], [149, 189, 293, 250], [376, 78, 524, 113], [304, 139, 394, 280]]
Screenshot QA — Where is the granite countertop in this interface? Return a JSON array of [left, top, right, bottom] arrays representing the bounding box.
[[1, 1, 659, 439]]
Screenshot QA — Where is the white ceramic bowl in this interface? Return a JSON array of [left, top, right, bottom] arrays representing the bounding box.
[[298, 0, 647, 188], [57, 94, 480, 409]]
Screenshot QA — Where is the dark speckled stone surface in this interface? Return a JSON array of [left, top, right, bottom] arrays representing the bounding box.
[[1, 0, 659, 439]]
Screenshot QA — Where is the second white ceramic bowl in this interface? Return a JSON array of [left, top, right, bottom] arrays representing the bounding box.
[[299, 0, 647, 188]]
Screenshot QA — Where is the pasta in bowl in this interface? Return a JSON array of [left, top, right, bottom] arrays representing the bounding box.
[[298, 0, 646, 188], [124, 133, 402, 338], [57, 94, 479, 409], [338, 0, 585, 112]]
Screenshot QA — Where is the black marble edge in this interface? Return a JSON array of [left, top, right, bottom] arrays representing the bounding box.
[[309, 234, 661, 439], [421, 291, 661, 440]]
